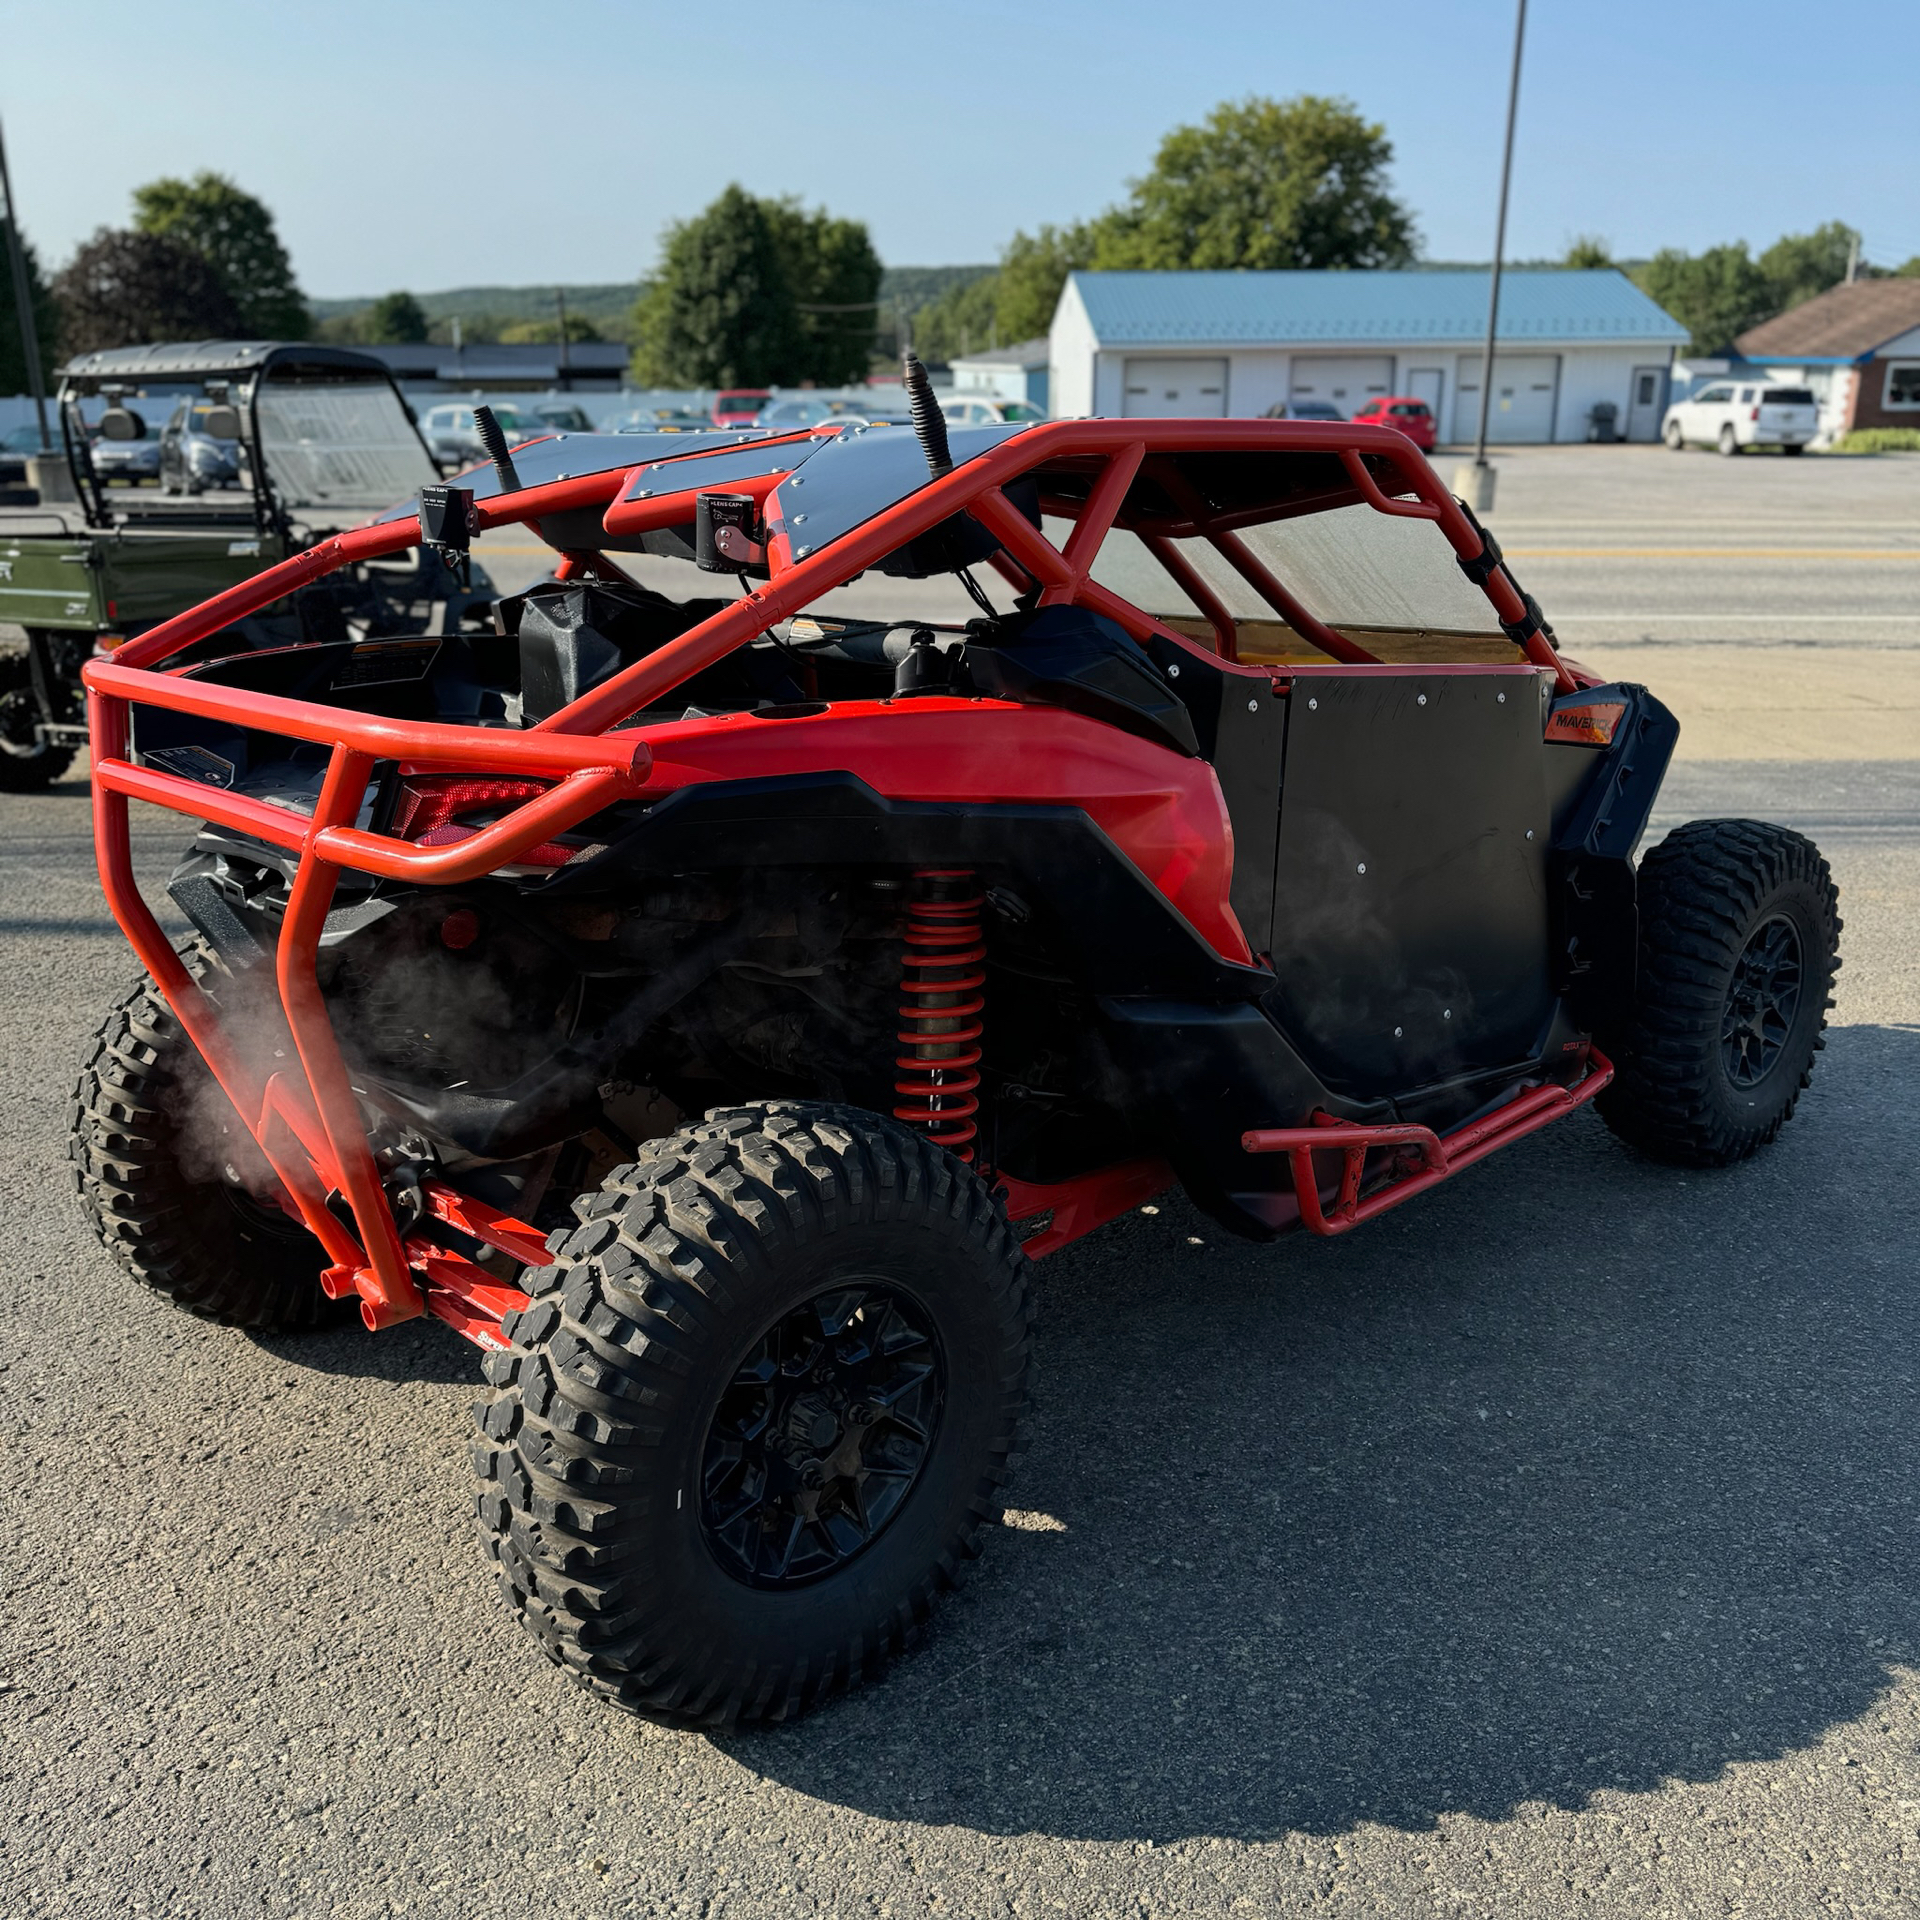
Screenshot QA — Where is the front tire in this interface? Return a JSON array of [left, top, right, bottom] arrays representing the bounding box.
[[1664, 419, 1685, 450], [1598, 821, 1839, 1166], [473, 1102, 1035, 1725], [69, 967, 342, 1328]]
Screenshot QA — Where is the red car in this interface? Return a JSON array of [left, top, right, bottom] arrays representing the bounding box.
[[1352, 395, 1437, 450], [711, 387, 772, 427]]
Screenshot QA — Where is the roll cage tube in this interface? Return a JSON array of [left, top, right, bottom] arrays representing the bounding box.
[[82, 418, 1582, 1337]]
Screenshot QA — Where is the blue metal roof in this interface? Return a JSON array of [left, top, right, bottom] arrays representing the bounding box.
[[1068, 269, 1686, 347]]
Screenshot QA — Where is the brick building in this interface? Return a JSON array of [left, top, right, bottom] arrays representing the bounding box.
[[1735, 279, 1920, 439]]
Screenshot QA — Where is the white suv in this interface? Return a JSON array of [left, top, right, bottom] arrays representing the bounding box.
[[1663, 382, 1818, 456]]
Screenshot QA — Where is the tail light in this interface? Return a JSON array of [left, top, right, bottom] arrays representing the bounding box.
[[391, 773, 576, 867], [1750, 407, 1761, 421]]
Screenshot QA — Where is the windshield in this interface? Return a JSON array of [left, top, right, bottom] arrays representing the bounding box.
[[255, 379, 439, 513], [1068, 501, 1503, 637]]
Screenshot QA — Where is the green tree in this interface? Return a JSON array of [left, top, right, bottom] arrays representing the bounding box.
[[995, 222, 1100, 339], [51, 227, 241, 356], [1563, 235, 1614, 269], [1898, 257, 1920, 278], [499, 312, 604, 345], [911, 272, 1000, 363], [0, 229, 59, 393], [1091, 95, 1418, 271], [911, 222, 1101, 362], [632, 186, 879, 387], [132, 171, 307, 336], [763, 198, 883, 384], [1757, 222, 1859, 312], [364, 290, 429, 344], [636, 185, 803, 386], [1633, 244, 1777, 354]]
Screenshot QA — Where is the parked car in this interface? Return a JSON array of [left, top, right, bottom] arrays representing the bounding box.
[[419, 402, 543, 468], [604, 406, 715, 435], [159, 399, 243, 492], [1351, 395, 1437, 451], [1265, 400, 1343, 422], [1663, 382, 1817, 455], [940, 395, 1048, 427], [89, 411, 165, 485], [2, 423, 57, 454], [528, 400, 594, 433], [712, 388, 772, 427], [757, 395, 869, 431]]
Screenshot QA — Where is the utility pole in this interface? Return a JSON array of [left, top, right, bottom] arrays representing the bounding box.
[[0, 115, 52, 452], [555, 287, 572, 390], [1846, 233, 1860, 284], [1458, 0, 1528, 513]]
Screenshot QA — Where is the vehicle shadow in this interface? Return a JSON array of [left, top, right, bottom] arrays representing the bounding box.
[[723, 1022, 1920, 1843], [249, 1311, 481, 1387]]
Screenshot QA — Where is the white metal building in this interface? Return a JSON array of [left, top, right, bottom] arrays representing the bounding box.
[[1048, 269, 1688, 443], [948, 338, 1051, 412]]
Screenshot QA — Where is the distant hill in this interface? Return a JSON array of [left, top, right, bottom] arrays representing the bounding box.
[[311, 267, 997, 347]]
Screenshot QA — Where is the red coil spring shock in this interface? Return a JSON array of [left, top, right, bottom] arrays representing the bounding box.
[[894, 869, 985, 1162]]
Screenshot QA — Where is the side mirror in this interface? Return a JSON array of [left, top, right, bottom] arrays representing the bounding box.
[[201, 405, 242, 442], [100, 406, 145, 442]]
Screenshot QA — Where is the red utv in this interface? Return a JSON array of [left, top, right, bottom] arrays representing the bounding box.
[[71, 361, 1838, 1725], [1351, 395, 1438, 451]]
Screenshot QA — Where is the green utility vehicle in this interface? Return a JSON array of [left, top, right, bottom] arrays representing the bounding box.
[[0, 341, 495, 789]]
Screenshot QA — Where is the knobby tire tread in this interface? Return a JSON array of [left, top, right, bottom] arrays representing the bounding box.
[[68, 963, 341, 1330], [1598, 818, 1839, 1166], [471, 1101, 1034, 1727]]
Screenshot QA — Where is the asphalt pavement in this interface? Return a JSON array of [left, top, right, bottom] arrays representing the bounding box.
[[2, 445, 1918, 1918]]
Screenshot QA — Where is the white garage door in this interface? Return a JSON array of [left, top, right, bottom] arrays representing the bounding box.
[[1453, 354, 1560, 443], [1288, 355, 1394, 418], [1121, 357, 1228, 416]]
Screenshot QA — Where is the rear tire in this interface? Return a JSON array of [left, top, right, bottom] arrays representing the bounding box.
[[472, 1101, 1034, 1725], [1598, 820, 1839, 1167], [1718, 424, 1740, 456], [0, 649, 76, 791], [69, 966, 343, 1329]]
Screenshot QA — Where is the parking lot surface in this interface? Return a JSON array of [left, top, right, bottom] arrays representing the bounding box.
[[2, 446, 1917, 1917]]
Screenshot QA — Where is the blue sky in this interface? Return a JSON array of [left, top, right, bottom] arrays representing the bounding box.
[[5, 0, 1914, 295]]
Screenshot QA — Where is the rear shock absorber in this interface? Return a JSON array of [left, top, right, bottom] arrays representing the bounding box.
[[894, 870, 984, 1163]]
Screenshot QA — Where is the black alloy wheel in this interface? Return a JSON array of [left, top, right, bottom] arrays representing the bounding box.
[[1721, 913, 1802, 1088], [702, 1283, 944, 1590]]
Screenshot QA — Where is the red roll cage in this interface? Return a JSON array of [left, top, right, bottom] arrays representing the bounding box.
[[81, 418, 1597, 1346]]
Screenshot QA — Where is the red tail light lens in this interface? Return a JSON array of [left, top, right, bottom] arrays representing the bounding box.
[[1750, 407, 1760, 421], [391, 774, 576, 867]]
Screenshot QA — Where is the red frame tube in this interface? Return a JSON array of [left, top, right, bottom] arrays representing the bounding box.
[[81, 418, 1590, 1334], [1242, 1049, 1615, 1236]]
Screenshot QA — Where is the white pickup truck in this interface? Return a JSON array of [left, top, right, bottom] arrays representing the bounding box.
[[1663, 381, 1818, 455]]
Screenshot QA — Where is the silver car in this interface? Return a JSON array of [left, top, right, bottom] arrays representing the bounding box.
[[89, 414, 164, 485], [159, 400, 242, 492]]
